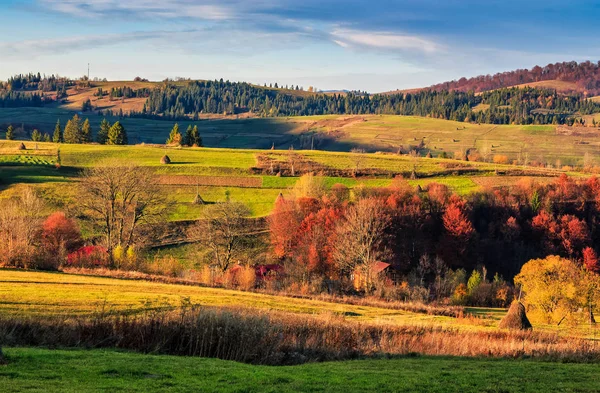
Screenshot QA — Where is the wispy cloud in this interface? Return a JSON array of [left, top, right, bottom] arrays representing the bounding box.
[[0, 30, 183, 58], [330, 29, 443, 54]]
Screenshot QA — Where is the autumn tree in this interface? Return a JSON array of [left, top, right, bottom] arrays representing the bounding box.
[[166, 123, 182, 145], [189, 200, 251, 272], [515, 256, 599, 325], [439, 195, 474, 266], [333, 198, 390, 290], [41, 212, 82, 264], [268, 194, 303, 259], [0, 187, 43, 267], [79, 162, 167, 260], [583, 247, 600, 274]]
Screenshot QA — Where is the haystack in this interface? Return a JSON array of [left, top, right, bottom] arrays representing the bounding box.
[[499, 301, 532, 330], [17, 142, 26, 150], [160, 155, 171, 165], [193, 193, 205, 205]]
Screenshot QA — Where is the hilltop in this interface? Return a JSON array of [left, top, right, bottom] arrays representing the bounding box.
[[387, 61, 600, 96]]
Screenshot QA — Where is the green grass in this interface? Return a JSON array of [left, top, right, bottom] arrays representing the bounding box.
[[2, 348, 600, 393], [3, 109, 600, 167], [1, 140, 531, 219]]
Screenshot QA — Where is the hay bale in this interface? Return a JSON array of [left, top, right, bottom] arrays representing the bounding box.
[[17, 142, 26, 150], [160, 155, 171, 165], [499, 301, 532, 330]]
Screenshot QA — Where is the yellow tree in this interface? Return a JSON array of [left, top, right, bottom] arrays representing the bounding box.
[[515, 256, 598, 325]]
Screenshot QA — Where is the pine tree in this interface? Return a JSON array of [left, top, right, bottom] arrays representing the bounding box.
[[190, 125, 202, 147], [31, 129, 42, 142], [97, 118, 110, 144], [52, 120, 63, 143], [107, 121, 128, 145], [5, 125, 14, 140], [166, 123, 182, 145], [43, 133, 51, 142], [183, 125, 193, 146], [63, 115, 82, 144], [81, 119, 92, 143]]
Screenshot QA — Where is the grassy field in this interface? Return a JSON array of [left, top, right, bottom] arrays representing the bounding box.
[[0, 270, 490, 329], [2, 347, 600, 393], [3, 108, 600, 166], [2, 139, 553, 220]]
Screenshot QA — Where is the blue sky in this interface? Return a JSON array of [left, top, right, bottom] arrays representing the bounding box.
[[1, 0, 599, 92]]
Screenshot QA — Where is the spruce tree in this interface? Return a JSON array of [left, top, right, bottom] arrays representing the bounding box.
[[63, 115, 82, 144], [97, 118, 110, 144], [107, 121, 128, 145], [183, 125, 193, 146], [52, 120, 63, 143], [190, 125, 202, 147], [31, 129, 42, 142], [81, 119, 92, 143], [166, 123, 182, 145], [5, 125, 14, 140]]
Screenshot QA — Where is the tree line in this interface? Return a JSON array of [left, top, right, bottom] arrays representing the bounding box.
[[136, 80, 600, 125], [427, 60, 600, 95]]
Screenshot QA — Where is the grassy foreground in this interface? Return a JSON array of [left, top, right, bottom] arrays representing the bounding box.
[[2, 348, 599, 393]]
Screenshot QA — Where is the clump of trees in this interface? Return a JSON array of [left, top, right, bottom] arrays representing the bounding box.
[[516, 255, 600, 325]]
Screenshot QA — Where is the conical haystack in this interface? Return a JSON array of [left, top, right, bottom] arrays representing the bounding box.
[[160, 155, 171, 165], [499, 301, 532, 330]]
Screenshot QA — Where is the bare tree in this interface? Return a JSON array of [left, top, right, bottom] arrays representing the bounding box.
[[333, 198, 390, 290], [189, 201, 251, 272], [0, 187, 43, 266], [350, 148, 365, 176], [79, 161, 167, 259], [287, 147, 300, 176]]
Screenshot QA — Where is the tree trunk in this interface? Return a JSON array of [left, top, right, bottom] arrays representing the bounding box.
[[589, 307, 597, 326]]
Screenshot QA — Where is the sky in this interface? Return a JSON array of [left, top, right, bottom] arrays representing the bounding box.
[[1, 0, 599, 92]]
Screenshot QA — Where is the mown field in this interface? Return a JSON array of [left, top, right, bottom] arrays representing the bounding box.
[[1, 139, 558, 220], [2, 108, 600, 166], [3, 347, 600, 393], [0, 270, 492, 330]]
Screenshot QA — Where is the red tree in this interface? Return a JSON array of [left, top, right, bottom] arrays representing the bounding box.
[[268, 195, 302, 259], [41, 212, 82, 256], [583, 247, 600, 274]]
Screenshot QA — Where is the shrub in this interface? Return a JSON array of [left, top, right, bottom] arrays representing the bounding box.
[[66, 246, 109, 268]]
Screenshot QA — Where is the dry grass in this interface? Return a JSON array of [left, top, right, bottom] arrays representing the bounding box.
[[1, 306, 599, 365]]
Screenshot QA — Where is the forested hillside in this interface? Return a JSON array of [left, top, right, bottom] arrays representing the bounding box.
[[3, 69, 600, 125], [427, 61, 600, 94], [136, 81, 600, 125]]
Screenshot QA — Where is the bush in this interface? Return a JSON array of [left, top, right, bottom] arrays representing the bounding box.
[[66, 246, 109, 268]]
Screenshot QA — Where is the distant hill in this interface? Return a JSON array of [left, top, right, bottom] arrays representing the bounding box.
[[429, 61, 600, 95], [387, 61, 600, 96]]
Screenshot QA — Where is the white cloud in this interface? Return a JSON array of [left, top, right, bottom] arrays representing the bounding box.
[[330, 29, 443, 54], [0, 31, 180, 58]]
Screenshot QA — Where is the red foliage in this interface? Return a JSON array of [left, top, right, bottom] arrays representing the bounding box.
[[268, 196, 303, 259], [583, 247, 600, 274], [442, 197, 473, 240], [41, 212, 82, 255], [296, 206, 343, 276], [67, 245, 109, 268]]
